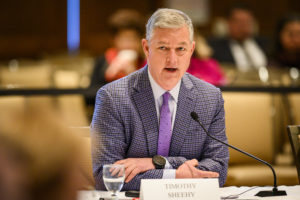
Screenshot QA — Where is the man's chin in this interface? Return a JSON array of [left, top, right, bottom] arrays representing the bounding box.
[[160, 78, 180, 90]]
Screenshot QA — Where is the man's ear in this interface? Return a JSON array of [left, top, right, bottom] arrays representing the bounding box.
[[141, 39, 149, 58], [191, 40, 196, 54]]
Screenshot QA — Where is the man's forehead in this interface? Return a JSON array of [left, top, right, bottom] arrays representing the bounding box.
[[150, 29, 190, 43], [156, 41, 189, 45]]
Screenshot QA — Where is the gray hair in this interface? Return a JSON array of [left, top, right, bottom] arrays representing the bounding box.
[[146, 8, 194, 42]]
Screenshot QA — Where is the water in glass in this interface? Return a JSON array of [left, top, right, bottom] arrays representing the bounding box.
[[103, 164, 125, 197]]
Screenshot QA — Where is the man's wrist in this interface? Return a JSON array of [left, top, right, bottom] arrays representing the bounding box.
[[175, 168, 182, 178], [148, 158, 155, 170]]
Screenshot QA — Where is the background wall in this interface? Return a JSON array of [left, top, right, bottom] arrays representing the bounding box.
[[0, 0, 67, 60], [0, 0, 299, 60]]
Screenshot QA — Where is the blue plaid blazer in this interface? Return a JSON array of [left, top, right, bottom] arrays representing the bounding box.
[[91, 66, 229, 191]]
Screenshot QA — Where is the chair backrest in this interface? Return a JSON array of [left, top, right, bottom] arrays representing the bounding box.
[[287, 125, 300, 184], [54, 71, 89, 127], [288, 94, 300, 124], [223, 92, 275, 164], [69, 126, 95, 189], [0, 96, 26, 120], [0, 63, 52, 88]]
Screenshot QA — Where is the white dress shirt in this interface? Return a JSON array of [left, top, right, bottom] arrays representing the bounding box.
[[230, 38, 267, 72], [148, 68, 181, 179]]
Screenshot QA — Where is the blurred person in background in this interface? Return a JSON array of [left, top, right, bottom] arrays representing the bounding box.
[[208, 3, 269, 72], [187, 32, 227, 86], [0, 107, 85, 200], [271, 13, 300, 70], [86, 9, 146, 111], [89, 9, 146, 88]]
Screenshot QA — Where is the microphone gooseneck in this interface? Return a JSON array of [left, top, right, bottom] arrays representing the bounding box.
[[190, 111, 286, 197]]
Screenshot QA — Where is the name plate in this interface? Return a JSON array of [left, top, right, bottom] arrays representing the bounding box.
[[140, 178, 219, 200]]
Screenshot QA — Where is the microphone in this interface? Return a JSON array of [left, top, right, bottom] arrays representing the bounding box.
[[190, 111, 286, 197]]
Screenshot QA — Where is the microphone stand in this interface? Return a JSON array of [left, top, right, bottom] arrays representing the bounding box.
[[190, 112, 287, 197]]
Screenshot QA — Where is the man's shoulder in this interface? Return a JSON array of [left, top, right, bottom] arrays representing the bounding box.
[[184, 73, 221, 95], [98, 67, 145, 94]]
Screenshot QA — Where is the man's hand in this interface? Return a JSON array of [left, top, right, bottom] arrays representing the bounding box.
[[114, 158, 155, 183], [176, 159, 219, 179]]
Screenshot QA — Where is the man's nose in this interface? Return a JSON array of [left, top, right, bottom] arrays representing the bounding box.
[[166, 50, 177, 66]]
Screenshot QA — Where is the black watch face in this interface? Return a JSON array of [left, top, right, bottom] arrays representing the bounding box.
[[155, 156, 165, 165], [153, 155, 166, 168]]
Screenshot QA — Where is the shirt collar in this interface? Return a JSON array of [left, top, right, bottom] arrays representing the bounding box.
[[148, 67, 181, 103], [230, 38, 253, 46]]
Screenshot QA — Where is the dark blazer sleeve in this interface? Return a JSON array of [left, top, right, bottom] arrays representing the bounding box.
[[91, 87, 164, 191]]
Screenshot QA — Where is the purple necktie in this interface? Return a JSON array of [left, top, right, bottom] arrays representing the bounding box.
[[157, 92, 172, 156]]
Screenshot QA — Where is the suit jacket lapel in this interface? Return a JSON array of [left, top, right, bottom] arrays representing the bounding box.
[[170, 74, 196, 156], [132, 66, 159, 157]]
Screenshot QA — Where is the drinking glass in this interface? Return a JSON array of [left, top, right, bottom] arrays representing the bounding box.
[[103, 164, 125, 198]]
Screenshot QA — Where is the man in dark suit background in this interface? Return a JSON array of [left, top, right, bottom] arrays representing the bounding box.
[[91, 8, 229, 191], [208, 3, 269, 72]]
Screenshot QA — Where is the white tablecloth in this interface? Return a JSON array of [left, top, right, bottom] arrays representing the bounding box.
[[219, 185, 300, 200], [78, 185, 300, 200]]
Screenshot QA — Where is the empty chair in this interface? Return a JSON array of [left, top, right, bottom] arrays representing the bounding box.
[[0, 96, 26, 120], [54, 70, 89, 126], [0, 62, 52, 88], [288, 94, 300, 124], [0, 62, 56, 115], [70, 126, 95, 189], [223, 92, 298, 186], [287, 125, 300, 184]]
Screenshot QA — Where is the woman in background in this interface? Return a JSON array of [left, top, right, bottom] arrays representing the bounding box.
[[271, 13, 300, 69], [187, 33, 227, 86], [86, 9, 146, 112], [90, 9, 145, 87]]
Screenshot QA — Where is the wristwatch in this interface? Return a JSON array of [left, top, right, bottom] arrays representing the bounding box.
[[152, 155, 166, 169]]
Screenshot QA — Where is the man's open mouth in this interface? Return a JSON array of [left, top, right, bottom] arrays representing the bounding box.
[[165, 68, 177, 72]]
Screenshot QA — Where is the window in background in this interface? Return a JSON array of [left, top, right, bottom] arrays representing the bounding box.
[[67, 0, 80, 53]]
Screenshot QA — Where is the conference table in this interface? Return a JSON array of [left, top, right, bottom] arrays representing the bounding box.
[[78, 185, 300, 200]]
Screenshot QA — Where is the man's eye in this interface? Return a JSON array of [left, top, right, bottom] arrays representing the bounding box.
[[159, 46, 166, 50], [177, 47, 186, 51]]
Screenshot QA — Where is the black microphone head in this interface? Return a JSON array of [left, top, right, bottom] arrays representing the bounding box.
[[190, 112, 199, 121]]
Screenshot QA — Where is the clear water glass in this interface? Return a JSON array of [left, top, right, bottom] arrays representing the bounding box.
[[103, 164, 125, 198]]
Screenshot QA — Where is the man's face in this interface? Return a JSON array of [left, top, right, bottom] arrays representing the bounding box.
[[142, 26, 195, 90], [228, 9, 254, 42]]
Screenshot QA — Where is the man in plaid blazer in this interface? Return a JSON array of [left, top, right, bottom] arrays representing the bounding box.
[[91, 8, 229, 191]]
